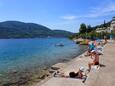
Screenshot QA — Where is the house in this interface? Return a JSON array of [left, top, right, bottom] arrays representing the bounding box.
[[110, 17, 115, 32], [96, 17, 115, 33], [96, 27, 111, 33]]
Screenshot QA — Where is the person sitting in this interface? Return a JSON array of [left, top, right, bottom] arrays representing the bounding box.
[[95, 42, 103, 55], [86, 41, 95, 56], [88, 50, 99, 72]]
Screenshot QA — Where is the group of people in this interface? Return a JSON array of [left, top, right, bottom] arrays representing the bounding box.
[[68, 40, 103, 78], [87, 40, 103, 72], [54, 39, 105, 81]]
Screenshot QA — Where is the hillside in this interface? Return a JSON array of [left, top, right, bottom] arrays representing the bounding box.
[[0, 21, 73, 38], [92, 21, 111, 30], [52, 30, 74, 37]]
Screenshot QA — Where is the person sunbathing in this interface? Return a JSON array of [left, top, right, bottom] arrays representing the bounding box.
[[88, 50, 99, 72], [69, 67, 84, 79], [54, 67, 85, 79]]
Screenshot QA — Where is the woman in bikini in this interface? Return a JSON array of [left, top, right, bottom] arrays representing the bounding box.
[[88, 50, 99, 72]]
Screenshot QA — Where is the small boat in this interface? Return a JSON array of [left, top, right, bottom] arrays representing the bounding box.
[[55, 43, 64, 47]]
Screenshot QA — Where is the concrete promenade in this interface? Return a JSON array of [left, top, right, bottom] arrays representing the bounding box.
[[36, 42, 115, 86], [85, 42, 115, 86]]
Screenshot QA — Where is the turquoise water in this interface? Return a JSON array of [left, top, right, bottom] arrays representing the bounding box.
[[0, 38, 86, 74]]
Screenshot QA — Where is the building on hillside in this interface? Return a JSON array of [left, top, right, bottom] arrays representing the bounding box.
[[110, 17, 115, 32], [96, 27, 111, 33], [96, 28, 105, 33], [96, 17, 115, 33]]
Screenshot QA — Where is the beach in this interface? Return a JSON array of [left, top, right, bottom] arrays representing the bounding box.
[[35, 41, 115, 86], [35, 49, 89, 86], [0, 39, 115, 86]]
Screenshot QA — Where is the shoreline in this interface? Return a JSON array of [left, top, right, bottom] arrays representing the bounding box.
[[35, 41, 115, 86], [30, 50, 87, 86], [35, 50, 88, 86], [1, 40, 113, 86], [0, 46, 87, 86]]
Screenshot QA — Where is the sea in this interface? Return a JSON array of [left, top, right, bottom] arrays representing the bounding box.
[[0, 38, 86, 84]]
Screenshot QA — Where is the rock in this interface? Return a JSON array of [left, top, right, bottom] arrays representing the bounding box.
[[51, 63, 66, 70], [49, 69, 55, 74], [39, 75, 46, 79], [51, 67, 60, 70], [2, 82, 13, 86], [10, 69, 18, 74]]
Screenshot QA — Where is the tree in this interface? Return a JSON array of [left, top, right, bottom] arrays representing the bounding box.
[[103, 20, 106, 27], [79, 23, 87, 33], [87, 25, 92, 33]]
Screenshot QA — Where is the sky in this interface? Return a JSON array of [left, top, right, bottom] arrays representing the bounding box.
[[0, 0, 115, 32]]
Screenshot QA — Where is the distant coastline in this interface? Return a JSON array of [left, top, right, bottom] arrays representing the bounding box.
[[0, 21, 73, 39]]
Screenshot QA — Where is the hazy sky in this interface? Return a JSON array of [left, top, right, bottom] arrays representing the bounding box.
[[0, 0, 115, 32]]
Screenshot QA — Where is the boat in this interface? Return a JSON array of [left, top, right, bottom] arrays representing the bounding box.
[[55, 43, 64, 47]]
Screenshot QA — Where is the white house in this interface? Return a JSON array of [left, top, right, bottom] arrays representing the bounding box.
[[110, 17, 115, 32], [96, 27, 111, 33], [96, 17, 115, 33]]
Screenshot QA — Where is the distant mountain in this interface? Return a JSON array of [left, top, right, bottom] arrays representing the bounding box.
[[0, 21, 73, 38], [52, 30, 74, 37]]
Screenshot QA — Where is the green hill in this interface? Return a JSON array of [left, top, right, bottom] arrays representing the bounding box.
[[0, 21, 73, 38]]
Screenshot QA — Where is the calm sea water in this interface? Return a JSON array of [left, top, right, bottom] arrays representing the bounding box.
[[0, 38, 86, 74]]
